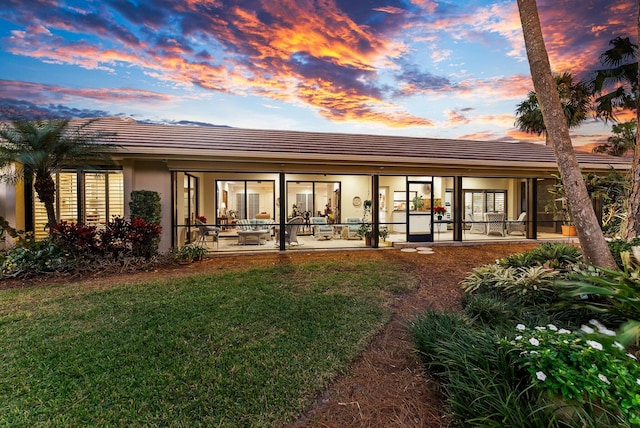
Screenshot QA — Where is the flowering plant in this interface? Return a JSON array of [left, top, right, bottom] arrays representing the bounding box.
[[195, 215, 207, 223], [506, 321, 640, 425], [433, 206, 447, 215]]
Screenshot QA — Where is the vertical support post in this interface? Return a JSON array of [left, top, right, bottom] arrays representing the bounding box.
[[372, 174, 379, 248], [279, 172, 286, 251], [526, 178, 537, 239], [453, 176, 463, 241]]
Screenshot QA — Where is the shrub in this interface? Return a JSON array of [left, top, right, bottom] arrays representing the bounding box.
[[173, 244, 207, 264], [461, 263, 560, 306], [128, 217, 162, 258], [0, 237, 70, 278], [500, 242, 581, 270], [505, 322, 640, 426], [52, 221, 100, 255], [558, 253, 640, 344], [409, 312, 550, 426], [98, 216, 131, 257], [607, 237, 640, 269], [129, 190, 161, 224]]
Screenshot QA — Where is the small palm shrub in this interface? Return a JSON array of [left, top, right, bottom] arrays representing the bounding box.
[[461, 263, 560, 306], [500, 242, 581, 270]]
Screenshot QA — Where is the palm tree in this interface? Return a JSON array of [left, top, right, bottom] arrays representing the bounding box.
[[591, 36, 638, 121], [591, 30, 640, 240], [592, 121, 636, 156], [0, 119, 116, 232], [517, 0, 616, 268], [514, 72, 591, 145]]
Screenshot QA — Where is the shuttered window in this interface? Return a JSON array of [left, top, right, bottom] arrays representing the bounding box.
[[33, 170, 123, 237]]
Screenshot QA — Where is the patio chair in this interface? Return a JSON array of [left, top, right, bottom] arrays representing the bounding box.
[[466, 214, 485, 234], [195, 219, 220, 248], [506, 212, 527, 235], [310, 217, 333, 240], [345, 217, 362, 239], [485, 212, 506, 237], [276, 216, 304, 245]]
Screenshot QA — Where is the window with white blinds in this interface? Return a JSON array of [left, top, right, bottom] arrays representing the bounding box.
[[33, 172, 78, 239], [33, 170, 124, 237]]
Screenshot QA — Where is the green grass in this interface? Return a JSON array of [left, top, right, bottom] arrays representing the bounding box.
[[0, 259, 418, 427]]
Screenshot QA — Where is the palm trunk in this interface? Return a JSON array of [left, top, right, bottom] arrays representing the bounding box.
[[623, 0, 640, 240], [34, 174, 58, 233], [517, 0, 616, 268]]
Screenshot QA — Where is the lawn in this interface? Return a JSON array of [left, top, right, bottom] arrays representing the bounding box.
[[0, 258, 418, 427]]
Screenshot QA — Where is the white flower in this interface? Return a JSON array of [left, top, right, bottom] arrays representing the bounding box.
[[529, 338, 540, 346], [614, 342, 625, 350], [536, 371, 547, 381], [516, 324, 526, 331], [515, 335, 522, 341], [581, 325, 595, 334], [589, 319, 616, 336], [529, 350, 539, 354], [535, 326, 546, 331], [586, 340, 603, 351], [598, 374, 610, 385], [547, 324, 558, 331], [600, 327, 616, 336], [558, 329, 571, 334], [589, 319, 604, 328], [637, 379, 640, 386], [628, 353, 638, 360]]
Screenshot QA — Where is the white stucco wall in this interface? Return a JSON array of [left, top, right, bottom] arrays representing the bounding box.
[[123, 160, 173, 253]]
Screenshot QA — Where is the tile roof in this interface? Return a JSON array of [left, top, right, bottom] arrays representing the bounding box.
[[87, 117, 629, 174]]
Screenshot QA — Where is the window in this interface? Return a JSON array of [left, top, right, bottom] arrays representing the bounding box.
[[33, 170, 124, 238], [464, 190, 506, 216]]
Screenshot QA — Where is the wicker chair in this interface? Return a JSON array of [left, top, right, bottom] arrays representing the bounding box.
[[466, 214, 486, 234], [485, 212, 506, 237], [506, 212, 527, 235]]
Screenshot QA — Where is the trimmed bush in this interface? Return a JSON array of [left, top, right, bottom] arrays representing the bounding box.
[[129, 190, 161, 224]]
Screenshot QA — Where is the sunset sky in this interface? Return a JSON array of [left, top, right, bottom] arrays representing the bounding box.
[[0, 0, 635, 147]]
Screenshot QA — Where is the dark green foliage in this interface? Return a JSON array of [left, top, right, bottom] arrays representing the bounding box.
[[607, 237, 640, 269], [129, 190, 161, 224], [409, 312, 555, 427], [412, 243, 640, 426], [499, 242, 581, 270], [462, 292, 517, 327], [1, 217, 163, 278]]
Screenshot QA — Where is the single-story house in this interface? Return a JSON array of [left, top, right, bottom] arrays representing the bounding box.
[[0, 117, 630, 252]]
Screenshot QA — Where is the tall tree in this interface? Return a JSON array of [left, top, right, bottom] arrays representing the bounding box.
[[0, 119, 116, 232], [517, 0, 616, 268], [515, 72, 591, 145], [592, 120, 636, 156], [591, 31, 640, 239]]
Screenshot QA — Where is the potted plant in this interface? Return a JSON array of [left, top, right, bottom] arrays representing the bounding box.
[[378, 226, 389, 245], [412, 194, 425, 211], [357, 222, 373, 245], [174, 244, 207, 264], [433, 205, 447, 220]]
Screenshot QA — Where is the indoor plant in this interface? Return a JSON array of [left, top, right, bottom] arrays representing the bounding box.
[[433, 205, 447, 220]]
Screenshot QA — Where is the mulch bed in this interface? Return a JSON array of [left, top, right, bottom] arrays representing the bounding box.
[[0, 243, 539, 426]]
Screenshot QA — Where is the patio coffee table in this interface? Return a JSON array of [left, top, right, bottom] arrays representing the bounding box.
[[237, 229, 270, 245]]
